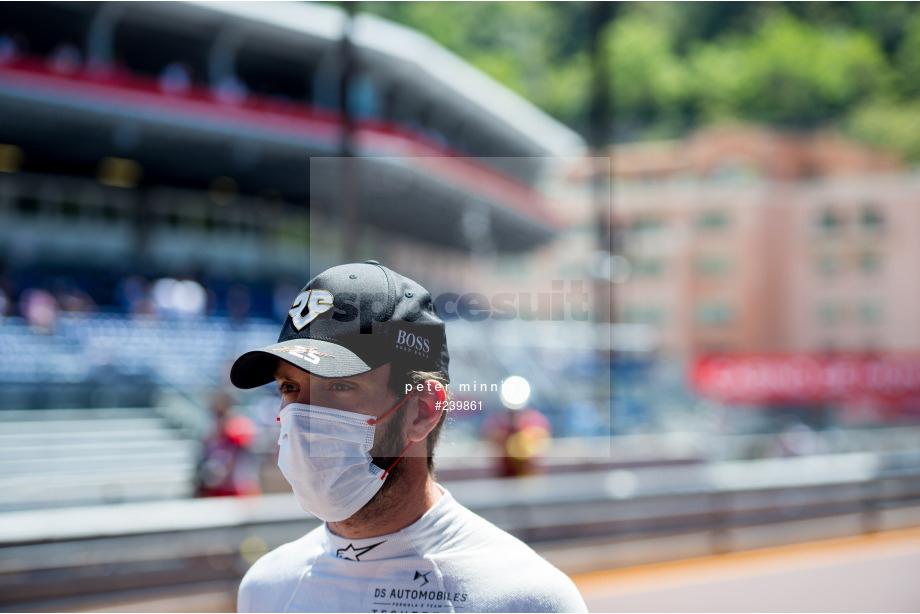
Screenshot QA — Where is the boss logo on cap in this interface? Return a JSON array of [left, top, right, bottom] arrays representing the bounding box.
[[395, 329, 430, 356], [289, 290, 334, 330]]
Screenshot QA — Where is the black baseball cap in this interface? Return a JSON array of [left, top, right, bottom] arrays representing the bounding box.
[[230, 261, 449, 389]]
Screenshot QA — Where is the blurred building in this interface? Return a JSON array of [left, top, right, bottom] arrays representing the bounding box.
[[612, 124, 914, 358], [0, 1, 583, 291]]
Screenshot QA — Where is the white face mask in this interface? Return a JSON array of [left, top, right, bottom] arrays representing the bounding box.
[[277, 398, 412, 522]]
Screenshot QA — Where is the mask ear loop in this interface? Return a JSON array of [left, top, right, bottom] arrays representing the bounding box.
[[380, 440, 413, 481], [366, 391, 413, 426], [366, 391, 415, 480]]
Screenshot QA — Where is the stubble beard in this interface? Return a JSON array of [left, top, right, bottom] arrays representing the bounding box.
[[340, 407, 412, 529]]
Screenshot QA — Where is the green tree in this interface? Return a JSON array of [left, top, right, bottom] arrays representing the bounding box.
[[603, 13, 690, 138], [848, 102, 920, 161], [894, 12, 920, 98], [357, 1, 920, 155], [689, 14, 889, 126]]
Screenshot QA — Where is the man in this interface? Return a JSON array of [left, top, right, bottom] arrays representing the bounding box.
[[231, 261, 587, 613]]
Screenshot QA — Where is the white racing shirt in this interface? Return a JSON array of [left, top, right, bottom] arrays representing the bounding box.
[[238, 488, 588, 613]]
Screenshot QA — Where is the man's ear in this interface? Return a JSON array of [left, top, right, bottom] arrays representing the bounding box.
[[406, 380, 447, 443]]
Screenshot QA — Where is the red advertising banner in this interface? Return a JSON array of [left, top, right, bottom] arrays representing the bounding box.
[[691, 354, 920, 408]]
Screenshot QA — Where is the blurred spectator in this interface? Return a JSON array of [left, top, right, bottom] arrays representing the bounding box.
[[54, 278, 97, 313], [250, 394, 290, 494], [47, 41, 82, 75], [480, 407, 552, 478], [195, 391, 261, 497], [273, 281, 300, 322], [117, 274, 155, 315], [0, 31, 22, 64], [159, 61, 192, 95], [0, 270, 12, 319], [19, 288, 58, 333], [152, 277, 207, 317], [227, 283, 252, 322], [214, 74, 248, 105]]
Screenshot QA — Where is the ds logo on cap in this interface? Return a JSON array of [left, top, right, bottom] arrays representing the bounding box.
[[289, 290, 334, 330]]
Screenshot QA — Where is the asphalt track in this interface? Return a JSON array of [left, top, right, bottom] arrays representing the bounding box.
[[67, 527, 920, 613], [570, 526, 920, 612]]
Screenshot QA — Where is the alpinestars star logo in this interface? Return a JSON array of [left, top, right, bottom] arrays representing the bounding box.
[[336, 541, 385, 561], [413, 571, 431, 587]]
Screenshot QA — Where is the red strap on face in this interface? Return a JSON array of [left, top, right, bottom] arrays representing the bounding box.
[[381, 440, 414, 480], [366, 391, 413, 426], [368, 391, 416, 480]]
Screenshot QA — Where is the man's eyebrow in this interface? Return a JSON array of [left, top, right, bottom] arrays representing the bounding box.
[[274, 367, 297, 380]]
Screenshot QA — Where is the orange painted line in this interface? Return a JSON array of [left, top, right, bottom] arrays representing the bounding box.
[[570, 525, 920, 597]]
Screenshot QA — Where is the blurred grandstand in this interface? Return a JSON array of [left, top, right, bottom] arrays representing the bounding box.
[[0, 7, 581, 339], [0, 0, 604, 513]]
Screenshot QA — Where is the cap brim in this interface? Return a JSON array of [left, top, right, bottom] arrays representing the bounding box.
[[229, 339, 374, 389]]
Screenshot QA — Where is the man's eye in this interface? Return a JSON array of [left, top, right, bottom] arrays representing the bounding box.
[[331, 382, 352, 392], [277, 384, 297, 395]]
